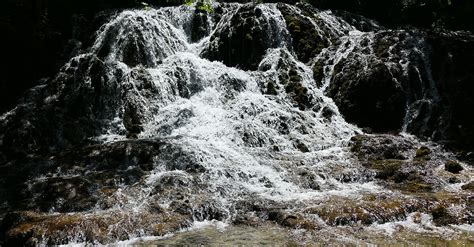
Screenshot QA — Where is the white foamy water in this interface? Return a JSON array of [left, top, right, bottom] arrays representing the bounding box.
[[1, 2, 472, 245]]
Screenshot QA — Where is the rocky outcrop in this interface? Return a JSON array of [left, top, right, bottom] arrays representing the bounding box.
[[421, 31, 474, 151], [202, 4, 290, 70], [327, 62, 406, 132], [350, 134, 471, 193], [323, 31, 418, 132], [1, 2, 473, 245], [320, 29, 474, 151]]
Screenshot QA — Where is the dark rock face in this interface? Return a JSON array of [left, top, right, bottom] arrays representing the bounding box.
[[191, 8, 210, 42], [0, 0, 185, 114], [422, 32, 474, 150], [1, 55, 121, 156], [277, 4, 329, 63], [202, 4, 290, 70], [0, 139, 198, 214], [320, 29, 474, 150], [445, 160, 463, 174], [323, 30, 420, 132], [328, 62, 406, 132], [0, 1, 124, 114], [259, 49, 317, 111], [307, 0, 474, 32]]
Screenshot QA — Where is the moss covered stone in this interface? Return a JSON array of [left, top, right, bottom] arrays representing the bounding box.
[[265, 81, 278, 95], [278, 5, 330, 63], [415, 146, 431, 160], [461, 181, 474, 192], [444, 160, 463, 174], [312, 61, 325, 87]]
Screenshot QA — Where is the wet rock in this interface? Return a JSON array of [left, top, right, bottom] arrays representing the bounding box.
[[0, 210, 192, 245], [350, 134, 411, 161], [431, 206, 456, 226], [405, 32, 474, 151], [259, 49, 316, 110], [461, 182, 474, 192], [265, 81, 279, 95], [0, 139, 193, 215], [267, 211, 311, 229], [312, 61, 324, 87], [448, 177, 460, 184], [0, 55, 124, 157], [395, 181, 433, 193], [321, 106, 335, 120], [332, 10, 383, 32], [350, 134, 440, 193], [123, 103, 144, 136], [444, 160, 463, 174], [415, 146, 432, 160], [296, 142, 310, 153], [192, 201, 227, 222], [29, 177, 97, 213], [306, 195, 428, 226], [278, 4, 330, 63], [281, 65, 313, 109], [233, 213, 263, 227], [322, 28, 474, 147], [191, 8, 210, 42], [152, 214, 191, 236], [371, 160, 403, 180], [327, 62, 406, 132], [202, 4, 290, 70], [159, 143, 206, 173]]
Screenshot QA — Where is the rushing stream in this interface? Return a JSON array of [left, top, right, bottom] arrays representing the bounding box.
[[0, 2, 472, 245]]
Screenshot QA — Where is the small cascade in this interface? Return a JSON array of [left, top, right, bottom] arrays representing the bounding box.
[[0, 2, 472, 245]]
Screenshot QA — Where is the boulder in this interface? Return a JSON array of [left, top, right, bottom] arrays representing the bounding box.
[[328, 62, 406, 132], [202, 4, 290, 70]]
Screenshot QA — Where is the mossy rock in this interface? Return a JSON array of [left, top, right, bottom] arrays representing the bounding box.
[[305, 196, 427, 226], [431, 206, 457, 226], [278, 5, 329, 63], [284, 80, 312, 110], [312, 61, 325, 87], [203, 4, 286, 70], [349, 134, 369, 153], [267, 211, 318, 230], [265, 81, 278, 95], [395, 181, 433, 193], [327, 62, 406, 132], [444, 160, 463, 174], [461, 181, 474, 192], [415, 146, 431, 160], [1, 210, 193, 245], [366, 159, 404, 180]]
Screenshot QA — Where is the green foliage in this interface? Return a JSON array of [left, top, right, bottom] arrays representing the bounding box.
[[184, 0, 213, 13], [140, 2, 151, 10]]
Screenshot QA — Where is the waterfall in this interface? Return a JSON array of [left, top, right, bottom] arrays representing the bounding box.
[[0, 2, 472, 245]]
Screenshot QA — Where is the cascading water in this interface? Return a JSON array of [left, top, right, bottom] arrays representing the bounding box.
[[0, 2, 472, 245]]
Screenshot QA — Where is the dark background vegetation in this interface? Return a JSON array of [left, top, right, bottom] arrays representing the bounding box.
[[0, 0, 473, 113]]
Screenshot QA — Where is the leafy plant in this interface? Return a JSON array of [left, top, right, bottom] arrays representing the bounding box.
[[185, 0, 213, 13], [140, 2, 151, 11]]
